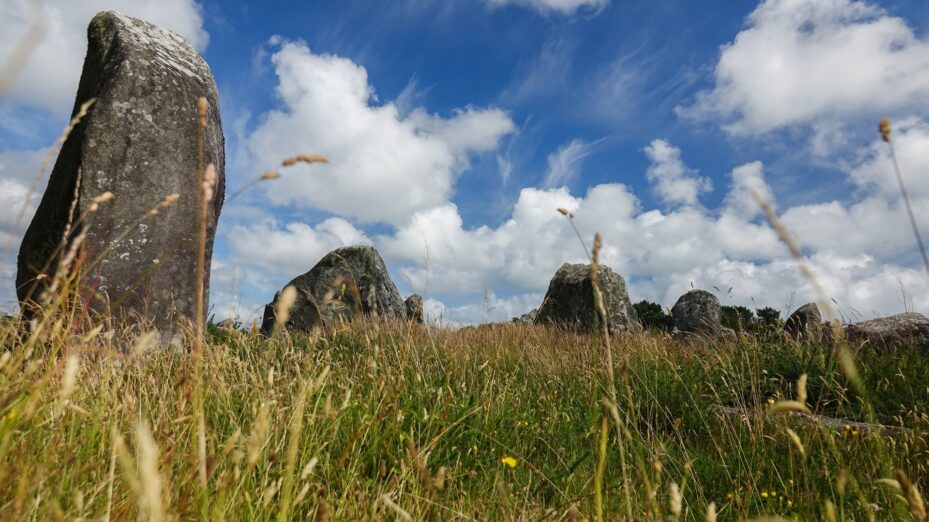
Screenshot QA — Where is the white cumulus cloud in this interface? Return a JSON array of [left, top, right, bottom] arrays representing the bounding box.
[[226, 217, 371, 281], [680, 0, 929, 135], [643, 139, 712, 207], [723, 161, 774, 219], [1, 0, 208, 116], [246, 41, 516, 225]]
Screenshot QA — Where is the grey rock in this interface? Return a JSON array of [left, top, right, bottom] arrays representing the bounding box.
[[216, 318, 238, 331], [261, 246, 406, 334], [405, 294, 424, 324], [671, 290, 722, 334], [534, 263, 638, 333], [514, 308, 538, 325], [16, 12, 224, 342], [845, 312, 929, 350], [821, 321, 839, 346], [784, 303, 823, 342]]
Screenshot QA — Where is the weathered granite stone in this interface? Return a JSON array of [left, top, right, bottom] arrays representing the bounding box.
[[216, 319, 238, 331], [845, 312, 929, 350], [261, 246, 406, 334], [405, 294, 424, 324], [534, 263, 638, 332], [514, 308, 538, 325], [784, 303, 823, 342], [671, 289, 723, 335], [15, 12, 224, 340]]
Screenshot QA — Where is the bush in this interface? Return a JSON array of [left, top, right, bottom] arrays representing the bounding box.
[[721, 304, 755, 331], [633, 300, 672, 331]]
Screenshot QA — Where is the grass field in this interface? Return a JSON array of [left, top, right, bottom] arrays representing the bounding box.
[[0, 317, 926, 521]]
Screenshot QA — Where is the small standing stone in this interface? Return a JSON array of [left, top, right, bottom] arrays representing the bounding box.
[[671, 289, 730, 337], [514, 308, 538, 325], [534, 263, 638, 333], [845, 312, 929, 350], [784, 303, 823, 342], [405, 294, 424, 324], [261, 246, 406, 334]]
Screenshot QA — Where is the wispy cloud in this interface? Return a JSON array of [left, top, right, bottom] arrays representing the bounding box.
[[500, 38, 575, 106], [543, 138, 601, 188], [485, 0, 609, 16]]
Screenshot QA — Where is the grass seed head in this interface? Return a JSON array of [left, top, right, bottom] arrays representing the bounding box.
[[92, 191, 115, 204], [202, 163, 218, 203], [197, 96, 208, 128], [58, 354, 79, 402], [282, 154, 329, 167], [275, 285, 298, 329], [879, 118, 891, 142]]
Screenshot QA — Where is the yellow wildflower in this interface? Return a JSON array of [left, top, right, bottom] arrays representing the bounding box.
[[500, 456, 517, 469]]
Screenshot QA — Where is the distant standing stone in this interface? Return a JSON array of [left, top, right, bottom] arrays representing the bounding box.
[[16, 12, 224, 341], [845, 312, 929, 350], [784, 303, 823, 342], [515, 308, 538, 325], [534, 263, 638, 333], [405, 294, 424, 324], [671, 289, 725, 335], [262, 246, 406, 334]]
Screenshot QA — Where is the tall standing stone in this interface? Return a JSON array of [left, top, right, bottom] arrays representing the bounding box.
[[16, 12, 224, 339]]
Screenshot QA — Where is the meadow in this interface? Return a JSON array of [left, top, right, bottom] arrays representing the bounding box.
[[0, 314, 927, 521]]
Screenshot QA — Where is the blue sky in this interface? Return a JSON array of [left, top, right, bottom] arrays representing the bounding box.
[[4, 0, 929, 325]]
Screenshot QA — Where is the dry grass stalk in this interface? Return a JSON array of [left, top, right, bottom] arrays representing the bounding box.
[[144, 193, 181, 218], [2, 98, 96, 268], [194, 96, 210, 355], [896, 469, 928, 521], [136, 420, 165, 522], [749, 188, 835, 324], [380, 493, 413, 521], [879, 118, 929, 277], [556, 208, 591, 262], [749, 186, 872, 395], [282, 154, 329, 167], [785, 428, 806, 457], [278, 378, 312, 522], [272, 286, 298, 337], [247, 403, 270, 468], [0, 0, 46, 96]]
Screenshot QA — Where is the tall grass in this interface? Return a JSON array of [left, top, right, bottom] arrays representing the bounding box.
[[0, 316, 926, 520]]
